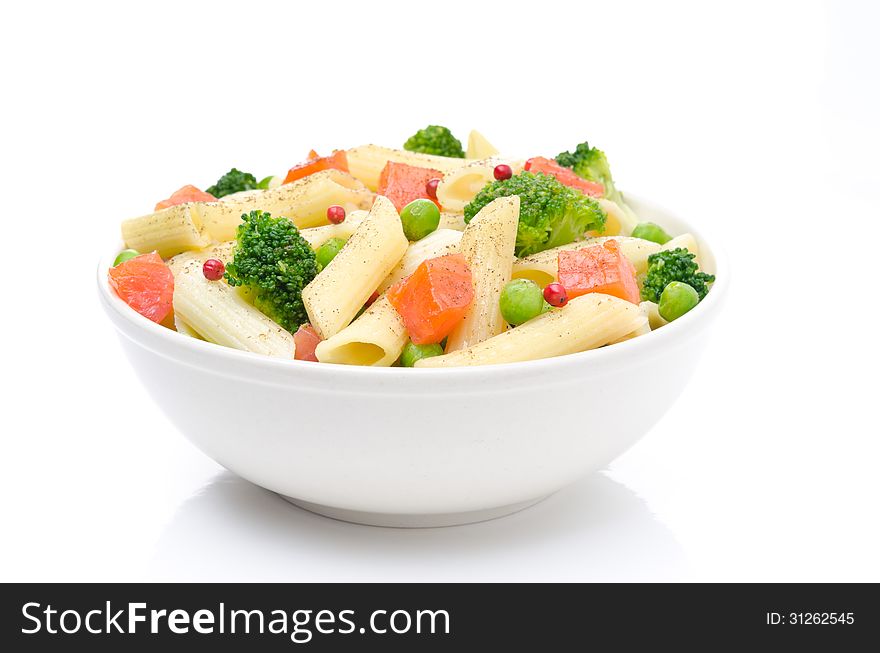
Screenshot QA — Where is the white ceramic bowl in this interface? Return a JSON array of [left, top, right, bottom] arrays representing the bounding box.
[[98, 195, 727, 527]]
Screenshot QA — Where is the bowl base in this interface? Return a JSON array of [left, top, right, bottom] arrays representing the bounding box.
[[279, 494, 549, 528]]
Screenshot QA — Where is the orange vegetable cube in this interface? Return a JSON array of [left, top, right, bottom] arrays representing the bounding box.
[[557, 240, 640, 304], [377, 161, 442, 212], [155, 185, 216, 211], [283, 149, 348, 184], [386, 254, 474, 345]]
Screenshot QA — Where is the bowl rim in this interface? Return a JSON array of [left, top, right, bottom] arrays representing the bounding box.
[[98, 192, 729, 378]]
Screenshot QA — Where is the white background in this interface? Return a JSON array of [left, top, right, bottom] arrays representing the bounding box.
[[1, 0, 877, 582]]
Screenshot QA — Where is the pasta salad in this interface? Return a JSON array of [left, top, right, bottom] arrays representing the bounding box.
[[108, 126, 716, 367]]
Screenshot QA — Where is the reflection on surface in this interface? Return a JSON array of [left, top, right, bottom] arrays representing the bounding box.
[[151, 471, 688, 581]]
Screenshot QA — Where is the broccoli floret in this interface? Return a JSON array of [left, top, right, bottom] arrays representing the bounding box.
[[224, 210, 318, 331], [206, 168, 259, 198], [641, 248, 715, 303], [464, 171, 606, 257], [555, 142, 625, 206], [403, 125, 465, 158]]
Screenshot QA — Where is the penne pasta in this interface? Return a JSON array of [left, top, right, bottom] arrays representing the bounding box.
[[173, 314, 204, 340], [346, 144, 471, 191], [438, 212, 467, 231], [121, 203, 211, 259], [121, 172, 371, 255], [167, 252, 295, 358], [610, 302, 653, 344], [598, 198, 640, 237], [198, 240, 237, 262], [299, 210, 369, 249], [302, 195, 409, 339], [466, 129, 500, 159], [377, 228, 463, 293], [199, 170, 373, 241], [512, 236, 663, 287], [445, 196, 519, 352], [416, 294, 646, 368], [436, 157, 523, 213], [314, 297, 407, 366], [640, 300, 667, 330], [662, 232, 700, 267]]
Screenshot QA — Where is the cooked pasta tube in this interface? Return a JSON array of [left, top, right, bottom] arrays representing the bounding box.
[[314, 297, 407, 366], [640, 300, 667, 330], [168, 253, 295, 358], [377, 229, 462, 293], [200, 170, 373, 240], [302, 195, 409, 339], [598, 198, 640, 237], [416, 294, 645, 368], [438, 212, 467, 231], [445, 196, 519, 352], [173, 314, 204, 340], [466, 129, 500, 159], [346, 144, 470, 190], [511, 236, 663, 287], [165, 240, 236, 266], [662, 232, 701, 266], [610, 302, 653, 344], [196, 240, 237, 262], [436, 157, 523, 213], [299, 210, 369, 249], [121, 203, 211, 259]]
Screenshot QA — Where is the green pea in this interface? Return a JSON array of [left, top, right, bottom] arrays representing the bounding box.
[[400, 199, 441, 241], [400, 340, 444, 367], [499, 279, 544, 326], [113, 249, 140, 266], [316, 237, 347, 269], [631, 222, 672, 245], [658, 281, 700, 321]]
